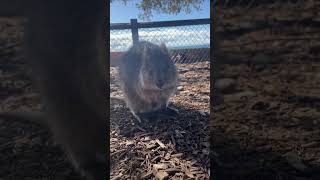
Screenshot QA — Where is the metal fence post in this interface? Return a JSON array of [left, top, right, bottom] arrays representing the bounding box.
[[131, 19, 139, 44]]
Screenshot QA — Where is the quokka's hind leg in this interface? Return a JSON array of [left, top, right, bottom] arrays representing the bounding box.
[[126, 97, 154, 123]]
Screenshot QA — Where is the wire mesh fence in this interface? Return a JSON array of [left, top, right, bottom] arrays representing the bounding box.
[[110, 19, 210, 65]]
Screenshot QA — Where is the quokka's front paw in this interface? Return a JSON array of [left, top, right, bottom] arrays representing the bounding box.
[[164, 106, 179, 116], [135, 112, 159, 122], [132, 113, 142, 123]]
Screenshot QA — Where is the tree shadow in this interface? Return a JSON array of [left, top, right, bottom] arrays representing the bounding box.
[[210, 110, 320, 180], [110, 99, 210, 178]]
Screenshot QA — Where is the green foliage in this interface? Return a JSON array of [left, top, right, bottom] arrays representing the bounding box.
[[111, 0, 205, 20]]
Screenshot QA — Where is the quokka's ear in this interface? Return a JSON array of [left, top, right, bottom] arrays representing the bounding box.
[[160, 43, 169, 54]]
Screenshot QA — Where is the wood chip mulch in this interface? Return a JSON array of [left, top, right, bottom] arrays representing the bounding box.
[[110, 62, 210, 179]]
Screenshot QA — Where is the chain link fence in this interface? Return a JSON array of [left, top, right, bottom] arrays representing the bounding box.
[[110, 18, 210, 65]]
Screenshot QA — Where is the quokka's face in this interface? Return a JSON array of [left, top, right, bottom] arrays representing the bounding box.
[[139, 48, 178, 91]]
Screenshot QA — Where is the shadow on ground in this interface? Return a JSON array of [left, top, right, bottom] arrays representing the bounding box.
[[110, 98, 210, 179]]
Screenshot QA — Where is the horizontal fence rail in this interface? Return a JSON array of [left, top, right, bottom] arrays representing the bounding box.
[[110, 18, 210, 30], [110, 18, 210, 65]]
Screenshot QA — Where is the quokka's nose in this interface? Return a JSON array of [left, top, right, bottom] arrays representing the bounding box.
[[156, 80, 164, 88]]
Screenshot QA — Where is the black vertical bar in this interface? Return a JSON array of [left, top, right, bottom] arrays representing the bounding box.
[[131, 19, 139, 44]]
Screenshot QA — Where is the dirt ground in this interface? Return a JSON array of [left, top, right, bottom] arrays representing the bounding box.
[[212, 62, 320, 180], [212, 1, 320, 179]]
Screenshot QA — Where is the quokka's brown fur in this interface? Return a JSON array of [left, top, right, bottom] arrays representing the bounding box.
[[117, 41, 178, 120], [0, 0, 108, 179]]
